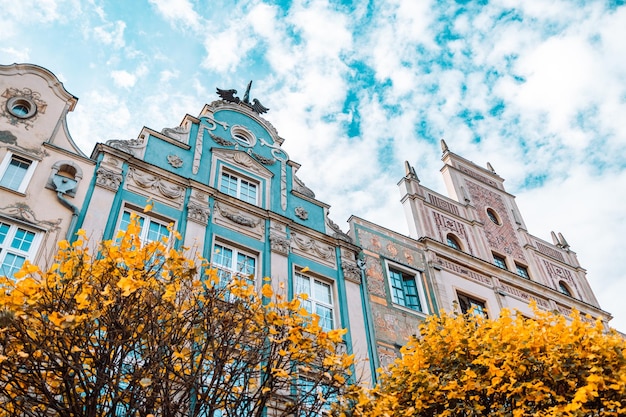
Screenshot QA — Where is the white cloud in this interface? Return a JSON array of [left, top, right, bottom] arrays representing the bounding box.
[[93, 20, 126, 49], [201, 29, 257, 73], [148, 0, 202, 31], [111, 70, 136, 88], [0, 47, 30, 62]]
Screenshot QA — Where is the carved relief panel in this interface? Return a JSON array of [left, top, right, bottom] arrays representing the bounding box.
[[213, 201, 265, 240], [289, 232, 336, 268]]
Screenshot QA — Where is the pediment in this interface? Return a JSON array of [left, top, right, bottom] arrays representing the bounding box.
[[211, 148, 273, 179]]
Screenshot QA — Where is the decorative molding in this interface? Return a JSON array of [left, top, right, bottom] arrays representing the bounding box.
[[213, 202, 264, 239], [290, 232, 336, 267], [105, 139, 146, 158], [187, 202, 210, 225], [127, 168, 185, 202], [250, 150, 275, 165], [459, 164, 498, 188], [161, 126, 190, 144], [95, 167, 122, 191], [433, 212, 473, 255], [209, 132, 236, 147], [0, 202, 61, 230], [269, 233, 290, 255], [326, 217, 352, 243], [535, 242, 565, 262], [498, 282, 550, 309], [428, 193, 459, 216], [166, 154, 183, 168], [1, 87, 47, 129], [342, 260, 361, 284], [294, 206, 308, 220], [435, 256, 492, 286], [293, 175, 315, 198]]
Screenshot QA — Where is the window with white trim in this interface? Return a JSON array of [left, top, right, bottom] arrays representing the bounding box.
[[118, 209, 171, 245], [295, 271, 335, 332], [220, 171, 258, 205], [211, 242, 257, 288], [0, 221, 39, 278], [0, 152, 37, 193], [387, 263, 427, 313]]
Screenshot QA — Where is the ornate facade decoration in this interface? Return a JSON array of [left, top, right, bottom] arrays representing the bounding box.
[[216, 81, 269, 114], [290, 232, 335, 265], [1, 87, 47, 129], [294, 206, 308, 220], [293, 175, 315, 198], [433, 212, 473, 255], [105, 139, 146, 158], [166, 154, 183, 168], [269, 233, 290, 255], [428, 193, 460, 216], [326, 217, 352, 243], [209, 132, 236, 147], [436, 256, 493, 287], [161, 126, 190, 144], [95, 167, 122, 191], [250, 150, 275, 165], [214, 202, 260, 228], [0, 202, 61, 230], [127, 168, 185, 202], [497, 282, 550, 309], [187, 202, 210, 225], [342, 260, 361, 284], [465, 180, 526, 261]]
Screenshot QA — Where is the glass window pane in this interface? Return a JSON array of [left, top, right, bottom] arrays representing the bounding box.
[[240, 180, 257, 204], [0, 223, 9, 244], [1, 157, 30, 190], [220, 173, 238, 197], [11, 228, 35, 252], [316, 305, 334, 331], [146, 220, 169, 243], [1, 253, 25, 277], [236, 253, 255, 276], [213, 244, 233, 269], [295, 273, 310, 296], [314, 280, 332, 304]]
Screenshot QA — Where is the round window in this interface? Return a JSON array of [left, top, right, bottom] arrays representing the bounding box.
[[7, 96, 37, 119], [486, 208, 500, 225]]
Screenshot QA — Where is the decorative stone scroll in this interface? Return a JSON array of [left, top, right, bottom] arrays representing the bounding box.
[[187, 202, 210, 225], [326, 217, 352, 243], [96, 167, 122, 191], [161, 126, 190, 144], [0, 202, 61, 230], [293, 175, 315, 198], [269, 233, 290, 255], [167, 154, 183, 168], [342, 260, 361, 284], [294, 206, 308, 220], [127, 168, 185, 205], [105, 139, 146, 158], [213, 202, 264, 240], [290, 232, 336, 267], [209, 132, 235, 147]]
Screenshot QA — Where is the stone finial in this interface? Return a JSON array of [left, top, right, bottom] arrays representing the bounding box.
[[558, 232, 570, 249], [404, 161, 419, 180], [440, 138, 449, 153], [487, 162, 496, 173], [551, 231, 560, 246]]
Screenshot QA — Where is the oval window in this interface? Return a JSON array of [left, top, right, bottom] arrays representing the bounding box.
[[486, 208, 500, 225]]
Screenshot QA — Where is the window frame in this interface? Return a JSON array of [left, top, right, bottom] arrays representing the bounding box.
[[294, 269, 336, 332], [0, 219, 41, 278], [385, 261, 429, 314], [116, 207, 173, 246], [211, 241, 258, 289], [446, 233, 462, 251], [457, 292, 488, 318], [492, 253, 508, 270], [219, 169, 260, 206], [0, 152, 38, 193], [515, 263, 530, 279], [558, 281, 573, 297]]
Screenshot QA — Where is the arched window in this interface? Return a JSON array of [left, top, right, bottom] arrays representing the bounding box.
[[446, 233, 461, 250], [46, 160, 83, 197], [558, 281, 572, 297]]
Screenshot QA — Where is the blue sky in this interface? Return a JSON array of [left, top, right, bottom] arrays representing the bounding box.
[[2, 0, 626, 331]]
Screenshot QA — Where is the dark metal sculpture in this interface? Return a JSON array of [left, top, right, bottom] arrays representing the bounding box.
[[216, 81, 269, 114]]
